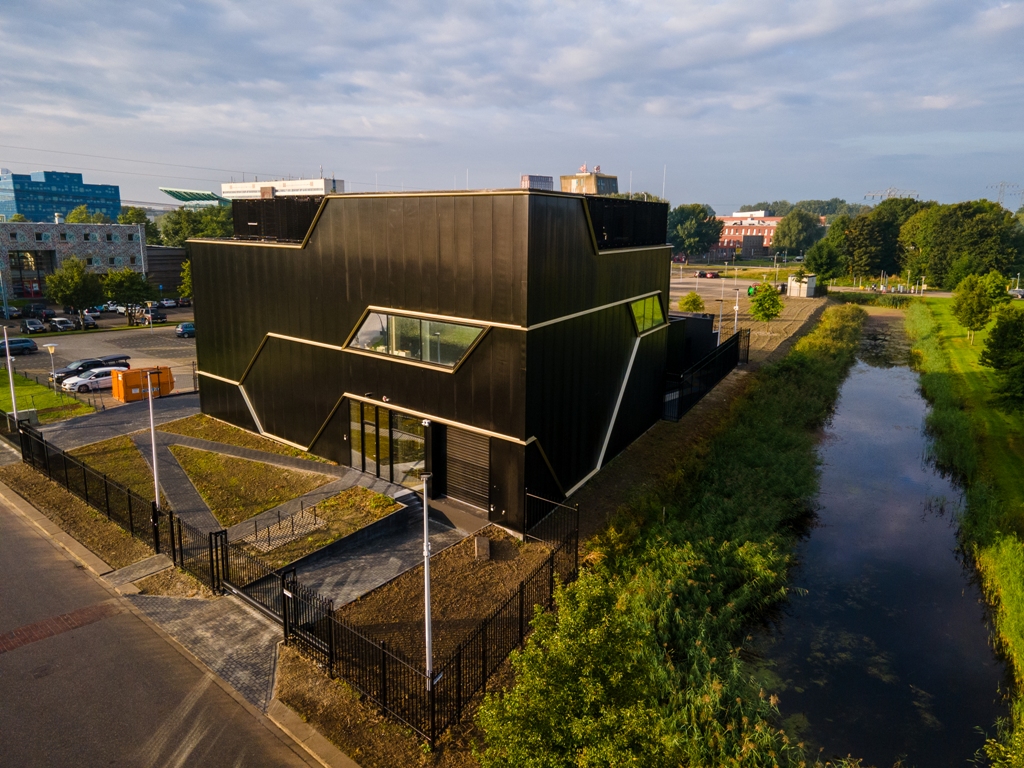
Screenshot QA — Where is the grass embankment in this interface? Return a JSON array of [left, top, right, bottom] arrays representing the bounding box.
[[158, 414, 334, 464], [167, 445, 334, 527], [905, 299, 1024, 762], [70, 435, 171, 508], [477, 304, 867, 768], [255, 486, 399, 568], [0, 369, 93, 422]]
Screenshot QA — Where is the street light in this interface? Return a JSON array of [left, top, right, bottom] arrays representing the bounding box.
[[734, 289, 740, 335], [43, 344, 57, 395], [3, 326, 17, 423], [420, 457, 435, 691], [146, 370, 160, 511]]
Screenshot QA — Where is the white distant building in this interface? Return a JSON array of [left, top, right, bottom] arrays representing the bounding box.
[[220, 178, 342, 200]]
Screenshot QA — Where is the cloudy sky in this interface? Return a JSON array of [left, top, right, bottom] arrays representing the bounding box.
[[1, 0, 1022, 213]]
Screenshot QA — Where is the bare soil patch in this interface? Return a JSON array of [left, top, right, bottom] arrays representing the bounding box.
[[253, 486, 400, 569], [159, 413, 334, 463], [337, 526, 551, 665], [167, 445, 334, 527], [0, 462, 150, 568], [134, 566, 214, 598]]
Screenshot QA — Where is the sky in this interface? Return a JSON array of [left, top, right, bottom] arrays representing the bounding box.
[[1, 0, 1023, 214]]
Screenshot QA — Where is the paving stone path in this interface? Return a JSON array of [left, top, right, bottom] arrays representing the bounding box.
[[38, 393, 200, 451], [128, 594, 281, 712]]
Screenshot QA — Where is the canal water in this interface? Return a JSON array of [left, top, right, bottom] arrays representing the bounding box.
[[754, 317, 1007, 766]]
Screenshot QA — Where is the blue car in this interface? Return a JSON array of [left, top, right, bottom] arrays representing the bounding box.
[[175, 322, 195, 338], [0, 338, 38, 355]]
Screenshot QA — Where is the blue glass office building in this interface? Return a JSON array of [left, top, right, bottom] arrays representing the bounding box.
[[0, 171, 121, 222]]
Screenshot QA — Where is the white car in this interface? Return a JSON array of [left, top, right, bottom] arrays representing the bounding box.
[[62, 365, 129, 393], [159, 298, 177, 308]]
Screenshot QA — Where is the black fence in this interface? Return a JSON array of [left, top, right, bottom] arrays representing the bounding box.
[[232, 197, 323, 242], [663, 329, 750, 421], [17, 424, 221, 590], [12, 419, 581, 744]]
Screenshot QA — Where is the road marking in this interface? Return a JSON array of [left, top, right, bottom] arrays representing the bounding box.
[[0, 600, 123, 655]]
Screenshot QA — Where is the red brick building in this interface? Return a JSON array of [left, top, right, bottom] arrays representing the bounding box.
[[712, 211, 783, 259]]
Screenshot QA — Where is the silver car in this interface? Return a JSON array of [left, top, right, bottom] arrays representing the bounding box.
[[61, 365, 129, 393]]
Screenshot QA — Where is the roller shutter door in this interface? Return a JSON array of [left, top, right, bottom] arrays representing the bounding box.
[[446, 427, 490, 510]]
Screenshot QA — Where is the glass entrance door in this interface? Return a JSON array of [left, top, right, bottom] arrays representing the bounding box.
[[349, 401, 426, 489]]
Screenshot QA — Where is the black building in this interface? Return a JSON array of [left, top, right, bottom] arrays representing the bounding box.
[[190, 190, 702, 533]]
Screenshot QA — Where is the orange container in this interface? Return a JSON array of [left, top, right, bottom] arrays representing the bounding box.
[[112, 367, 175, 403]]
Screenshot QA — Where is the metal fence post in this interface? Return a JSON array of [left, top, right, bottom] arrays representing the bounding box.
[[281, 574, 291, 644], [548, 551, 555, 609], [328, 600, 336, 679], [429, 683, 436, 746], [62, 452, 69, 489], [380, 641, 388, 710], [481, 622, 487, 694], [82, 464, 89, 504], [43, 439, 51, 478], [126, 492, 135, 536], [103, 475, 111, 519], [208, 531, 219, 592], [518, 581, 525, 645], [151, 501, 161, 554]]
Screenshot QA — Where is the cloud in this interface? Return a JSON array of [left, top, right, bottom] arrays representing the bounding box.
[[0, 0, 1021, 207]]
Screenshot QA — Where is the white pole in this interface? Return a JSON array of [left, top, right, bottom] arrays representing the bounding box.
[[147, 370, 160, 510], [4, 326, 17, 422], [734, 289, 739, 335], [421, 468, 433, 688], [44, 344, 57, 395]]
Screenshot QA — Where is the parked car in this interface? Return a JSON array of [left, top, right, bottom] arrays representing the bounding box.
[[175, 322, 195, 338], [1009, 288, 1024, 300], [104, 301, 120, 312], [48, 318, 75, 332], [61, 366, 129, 393], [20, 319, 45, 334], [693, 270, 720, 278], [51, 354, 131, 384], [0, 338, 38, 356], [141, 308, 167, 324], [0, 306, 21, 320], [24, 303, 47, 318], [159, 298, 178, 308], [177, 296, 192, 307], [73, 315, 98, 330]]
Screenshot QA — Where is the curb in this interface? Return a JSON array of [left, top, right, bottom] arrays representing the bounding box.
[[266, 697, 363, 768]]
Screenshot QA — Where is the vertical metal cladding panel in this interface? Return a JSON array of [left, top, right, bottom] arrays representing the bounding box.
[[489, 439, 525, 528], [446, 426, 490, 510], [197, 375, 259, 433], [605, 327, 669, 461]]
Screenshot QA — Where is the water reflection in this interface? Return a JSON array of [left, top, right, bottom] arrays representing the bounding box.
[[753, 324, 1006, 767]]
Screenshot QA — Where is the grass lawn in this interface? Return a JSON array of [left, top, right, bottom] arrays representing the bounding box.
[[0, 369, 94, 423], [924, 298, 1024, 511], [159, 414, 334, 464], [168, 445, 334, 527], [70, 434, 171, 508], [255, 486, 399, 569]]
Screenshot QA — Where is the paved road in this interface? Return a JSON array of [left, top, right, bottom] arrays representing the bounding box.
[[0, 496, 315, 767]]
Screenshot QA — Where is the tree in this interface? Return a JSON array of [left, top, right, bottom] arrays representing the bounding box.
[[65, 204, 111, 224], [103, 267, 152, 325], [45, 257, 105, 320], [677, 292, 705, 312], [118, 206, 162, 245], [179, 260, 193, 299], [952, 274, 992, 344], [980, 304, 1024, 404], [159, 206, 233, 247], [666, 204, 723, 259], [804, 239, 842, 279], [750, 282, 783, 331], [981, 270, 1011, 306], [772, 209, 823, 254], [898, 200, 1024, 289], [739, 200, 793, 217], [845, 215, 888, 278], [9, 213, 26, 222]]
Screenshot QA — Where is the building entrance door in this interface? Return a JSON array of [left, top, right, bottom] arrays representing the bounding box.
[[445, 426, 490, 511], [349, 401, 425, 489]]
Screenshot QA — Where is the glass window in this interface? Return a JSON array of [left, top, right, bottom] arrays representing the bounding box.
[[348, 311, 484, 368], [630, 295, 665, 334]]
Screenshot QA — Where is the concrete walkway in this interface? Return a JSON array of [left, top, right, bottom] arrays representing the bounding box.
[[38, 392, 200, 451], [132, 431, 221, 533]]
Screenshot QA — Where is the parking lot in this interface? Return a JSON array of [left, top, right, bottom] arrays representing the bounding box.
[[4, 305, 197, 411]]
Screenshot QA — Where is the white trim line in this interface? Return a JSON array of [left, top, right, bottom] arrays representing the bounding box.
[[564, 335, 641, 497], [266, 332, 346, 352], [236, 385, 264, 434], [365, 306, 517, 331], [197, 370, 239, 385], [528, 291, 661, 331]]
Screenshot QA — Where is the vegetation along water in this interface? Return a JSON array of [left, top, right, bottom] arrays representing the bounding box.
[[477, 304, 871, 767]]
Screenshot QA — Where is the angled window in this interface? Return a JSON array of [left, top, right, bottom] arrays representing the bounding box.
[[630, 295, 665, 334], [348, 311, 485, 368]]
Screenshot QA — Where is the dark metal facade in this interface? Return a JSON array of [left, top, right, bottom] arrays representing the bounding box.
[[191, 190, 678, 532]]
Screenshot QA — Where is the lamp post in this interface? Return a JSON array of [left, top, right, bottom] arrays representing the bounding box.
[[146, 370, 160, 510], [420, 463, 434, 691], [3, 326, 17, 422], [715, 299, 724, 346], [734, 289, 740, 335], [43, 344, 57, 394]]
